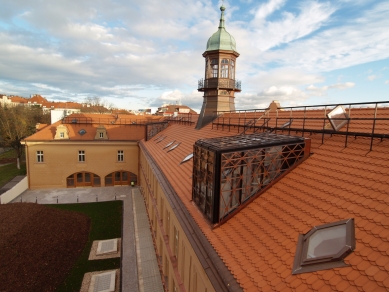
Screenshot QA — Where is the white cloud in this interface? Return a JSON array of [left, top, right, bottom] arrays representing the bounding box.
[[306, 82, 355, 96], [367, 75, 377, 81], [150, 90, 203, 112], [385, 80, 389, 84], [252, 0, 286, 22]]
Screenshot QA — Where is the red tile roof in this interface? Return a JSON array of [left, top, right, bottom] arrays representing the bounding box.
[[24, 113, 162, 141], [140, 107, 389, 291]]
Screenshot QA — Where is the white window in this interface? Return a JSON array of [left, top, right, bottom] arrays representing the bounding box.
[[118, 150, 124, 161], [230, 60, 235, 80], [60, 132, 64, 138], [78, 150, 85, 162], [99, 132, 104, 138], [221, 59, 229, 78], [211, 59, 218, 78], [37, 151, 44, 163]]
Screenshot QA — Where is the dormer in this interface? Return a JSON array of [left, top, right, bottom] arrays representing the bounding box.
[[192, 132, 311, 225], [54, 124, 69, 139], [95, 125, 108, 140]]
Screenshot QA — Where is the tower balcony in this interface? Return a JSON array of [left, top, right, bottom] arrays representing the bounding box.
[[198, 78, 241, 92]]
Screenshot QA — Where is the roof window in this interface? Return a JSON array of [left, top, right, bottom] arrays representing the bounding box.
[[156, 136, 166, 143], [168, 142, 180, 152], [180, 153, 193, 164], [78, 129, 86, 136], [192, 132, 310, 225], [164, 140, 175, 149], [292, 219, 355, 274], [327, 105, 349, 131]]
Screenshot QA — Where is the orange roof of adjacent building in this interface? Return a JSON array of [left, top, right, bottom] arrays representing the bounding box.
[[25, 113, 164, 142], [140, 103, 389, 291]]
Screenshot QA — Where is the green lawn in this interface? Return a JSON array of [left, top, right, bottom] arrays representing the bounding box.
[[49, 201, 123, 292], [0, 162, 26, 188]]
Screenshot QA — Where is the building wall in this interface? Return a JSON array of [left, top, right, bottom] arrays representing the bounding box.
[[139, 150, 214, 292], [25, 141, 139, 189]]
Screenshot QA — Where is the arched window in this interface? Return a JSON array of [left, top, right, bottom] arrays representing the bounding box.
[[211, 59, 218, 78], [230, 60, 235, 80], [221, 59, 229, 78]]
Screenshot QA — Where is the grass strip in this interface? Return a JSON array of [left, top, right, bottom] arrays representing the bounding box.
[[0, 163, 26, 188], [49, 201, 123, 292]]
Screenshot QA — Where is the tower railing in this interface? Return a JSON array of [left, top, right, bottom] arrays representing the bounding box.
[[198, 78, 241, 91]]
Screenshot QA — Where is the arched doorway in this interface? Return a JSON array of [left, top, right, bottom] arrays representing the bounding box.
[[105, 171, 137, 186], [67, 172, 101, 188]]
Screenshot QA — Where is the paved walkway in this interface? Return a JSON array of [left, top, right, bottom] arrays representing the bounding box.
[[10, 186, 164, 292]]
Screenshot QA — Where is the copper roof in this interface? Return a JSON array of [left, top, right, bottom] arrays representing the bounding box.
[[140, 106, 389, 291]]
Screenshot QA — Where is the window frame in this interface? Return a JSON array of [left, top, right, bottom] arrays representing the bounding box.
[[99, 132, 104, 138], [78, 150, 85, 162], [60, 132, 64, 138], [36, 150, 44, 163], [117, 150, 124, 162], [292, 218, 355, 274]]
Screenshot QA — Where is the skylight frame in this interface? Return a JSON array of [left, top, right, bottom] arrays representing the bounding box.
[[168, 142, 181, 152], [78, 129, 86, 136], [163, 140, 176, 149], [156, 136, 166, 143], [180, 153, 193, 164], [327, 105, 349, 131], [292, 219, 355, 275]]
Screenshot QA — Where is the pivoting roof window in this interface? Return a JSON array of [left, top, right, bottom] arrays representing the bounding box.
[[163, 140, 175, 149], [327, 105, 349, 131], [292, 219, 355, 274], [181, 153, 193, 164], [168, 142, 181, 152], [156, 136, 166, 143]]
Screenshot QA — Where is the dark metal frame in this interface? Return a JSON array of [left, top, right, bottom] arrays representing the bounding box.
[[292, 219, 355, 274], [146, 122, 169, 141], [192, 132, 310, 225]]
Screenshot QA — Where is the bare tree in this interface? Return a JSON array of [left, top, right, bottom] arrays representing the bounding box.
[[0, 105, 44, 169]]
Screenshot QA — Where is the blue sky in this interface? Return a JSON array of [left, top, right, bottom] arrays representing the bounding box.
[[0, 0, 388, 112]]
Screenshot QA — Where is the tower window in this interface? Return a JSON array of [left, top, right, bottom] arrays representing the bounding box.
[[230, 60, 235, 80], [221, 59, 229, 78], [211, 59, 218, 78]]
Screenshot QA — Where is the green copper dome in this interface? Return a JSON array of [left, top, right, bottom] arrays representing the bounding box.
[[206, 5, 237, 53]]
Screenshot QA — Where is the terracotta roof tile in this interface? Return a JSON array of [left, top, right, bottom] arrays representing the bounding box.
[[140, 107, 389, 291]]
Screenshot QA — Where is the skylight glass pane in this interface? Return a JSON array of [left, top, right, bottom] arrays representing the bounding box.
[[327, 105, 348, 131], [181, 153, 193, 163], [78, 129, 86, 135], [168, 143, 180, 152], [156, 136, 166, 143], [164, 140, 175, 149], [307, 224, 347, 259]]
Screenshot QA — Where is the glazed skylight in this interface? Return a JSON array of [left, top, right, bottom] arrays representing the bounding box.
[[180, 153, 193, 164], [164, 140, 175, 149], [78, 129, 86, 135], [292, 219, 355, 274], [168, 143, 180, 152]]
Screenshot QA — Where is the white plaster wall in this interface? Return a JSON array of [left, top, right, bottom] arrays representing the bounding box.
[[0, 177, 28, 204]]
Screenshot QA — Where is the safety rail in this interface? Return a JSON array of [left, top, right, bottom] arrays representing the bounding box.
[[211, 101, 389, 151]]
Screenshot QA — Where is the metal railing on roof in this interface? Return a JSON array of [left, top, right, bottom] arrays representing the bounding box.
[[163, 113, 194, 125], [211, 101, 389, 151], [62, 116, 157, 125]]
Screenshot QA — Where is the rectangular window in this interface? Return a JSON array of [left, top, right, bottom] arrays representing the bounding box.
[[99, 132, 104, 138], [60, 132, 64, 138], [118, 150, 124, 161], [36, 151, 44, 163], [165, 210, 170, 242], [78, 150, 85, 162]]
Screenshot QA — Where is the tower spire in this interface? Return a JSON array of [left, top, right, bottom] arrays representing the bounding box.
[[218, 4, 226, 29]]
